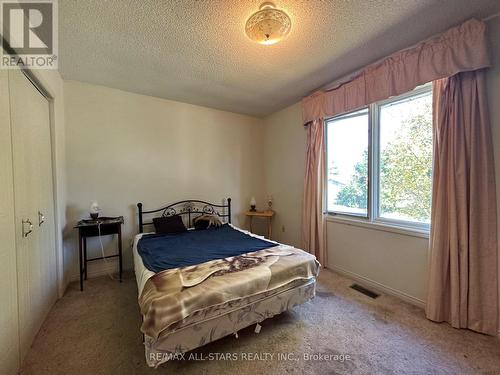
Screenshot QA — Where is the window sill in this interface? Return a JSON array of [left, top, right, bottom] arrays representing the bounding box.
[[325, 215, 430, 239]]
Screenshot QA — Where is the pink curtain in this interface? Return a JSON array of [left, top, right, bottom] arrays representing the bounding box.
[[301, 119, 326, 265], [426, 70, 498, 335], [302, 19, 490, 125]]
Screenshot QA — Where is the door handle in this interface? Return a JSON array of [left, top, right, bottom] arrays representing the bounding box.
[[38, 211, 45, 226], [22, 219, 33, 237]]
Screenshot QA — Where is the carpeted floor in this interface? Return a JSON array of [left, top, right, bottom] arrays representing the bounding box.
[[19, 269, 500, 375]]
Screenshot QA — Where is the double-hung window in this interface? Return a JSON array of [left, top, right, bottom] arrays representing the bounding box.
[[325, 85, 432, 232]]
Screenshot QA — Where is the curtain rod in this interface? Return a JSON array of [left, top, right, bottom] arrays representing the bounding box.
[[483, 11, 500, 22]]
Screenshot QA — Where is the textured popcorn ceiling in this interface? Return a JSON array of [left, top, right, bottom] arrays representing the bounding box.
[[59, 0, 500, 117]]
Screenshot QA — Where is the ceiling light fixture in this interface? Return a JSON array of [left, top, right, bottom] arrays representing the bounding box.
[[245, 2, 291, 45]]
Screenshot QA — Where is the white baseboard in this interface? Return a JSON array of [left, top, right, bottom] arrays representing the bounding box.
[[70, 259, 119, 282], [328, 264, 426, 308]]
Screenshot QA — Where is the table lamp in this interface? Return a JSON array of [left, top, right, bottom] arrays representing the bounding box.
[[250, 197, 256, 212], [90, 201, 100, 220]]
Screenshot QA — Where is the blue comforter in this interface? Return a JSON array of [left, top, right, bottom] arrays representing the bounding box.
[[137, 224, 278, 273]]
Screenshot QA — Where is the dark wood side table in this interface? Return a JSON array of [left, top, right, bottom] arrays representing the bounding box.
[[74, 216, 124, 291]]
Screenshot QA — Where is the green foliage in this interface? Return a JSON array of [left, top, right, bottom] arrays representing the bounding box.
[[333, 102, 432, 222], [379, 107, 432, 221], [335, 150, 368, 209]]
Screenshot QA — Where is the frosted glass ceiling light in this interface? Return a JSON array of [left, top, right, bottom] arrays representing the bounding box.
[[245, 2, 291, 45]]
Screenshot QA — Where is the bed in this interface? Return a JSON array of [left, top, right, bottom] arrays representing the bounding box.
[[133, 198, 320, 367]]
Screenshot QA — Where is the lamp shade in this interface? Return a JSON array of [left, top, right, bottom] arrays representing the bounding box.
[[90, 201, 100, 214]]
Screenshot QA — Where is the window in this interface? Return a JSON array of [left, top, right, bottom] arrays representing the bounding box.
[[326, 86, 432, 231], [326, 108, 369, 216]]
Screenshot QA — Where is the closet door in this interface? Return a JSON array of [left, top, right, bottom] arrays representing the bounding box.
[[35, 78, 58, 319], [36, 90, 58, 312], [0, 71, 20, 375], [9, 69, 57, 361]]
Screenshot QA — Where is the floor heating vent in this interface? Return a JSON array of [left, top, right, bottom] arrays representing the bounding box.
[[350, 284, 380, 299]]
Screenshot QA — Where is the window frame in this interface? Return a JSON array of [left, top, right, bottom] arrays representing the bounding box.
[[325, 84, 432, 234], [324, 107, 371, 219]]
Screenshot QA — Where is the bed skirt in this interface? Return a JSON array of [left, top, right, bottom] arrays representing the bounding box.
[[144, 278, 316, 368]]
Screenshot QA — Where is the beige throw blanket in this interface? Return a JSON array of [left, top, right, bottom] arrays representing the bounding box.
[[139, 245, 320, 339]]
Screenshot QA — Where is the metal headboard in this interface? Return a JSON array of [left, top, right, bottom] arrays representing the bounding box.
[[137, 198, 231, 233]]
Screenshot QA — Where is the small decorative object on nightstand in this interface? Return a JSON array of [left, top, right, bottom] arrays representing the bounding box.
[[267, 195, 273, 211], [245, 210, 275, 239], [90, 201, 100, 220], [249, 197, 257, 212], [74, 216, 124, 291]]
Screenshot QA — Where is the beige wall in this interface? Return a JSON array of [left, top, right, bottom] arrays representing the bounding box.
[[263, 16, 500, 312], [64, 81, 265, 279], [325, 221, 428, 305], [263, 103, 306, 248]]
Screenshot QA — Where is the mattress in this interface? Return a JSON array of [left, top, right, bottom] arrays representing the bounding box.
[[137, 224, 279, 272], [132, 225, 291, 296], [133, 232, 155, 295], [133, 225, 319, 367], [133, 229, 316, 329]]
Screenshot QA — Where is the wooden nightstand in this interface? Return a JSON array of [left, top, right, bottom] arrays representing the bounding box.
[[74, 216, 124, 291], [245, 210, 275, 239]]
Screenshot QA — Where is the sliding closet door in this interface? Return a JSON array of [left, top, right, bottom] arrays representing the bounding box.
[[36, 83, 58, 316], [0, 71, 20, 375], [9, 69, 57, 361]]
